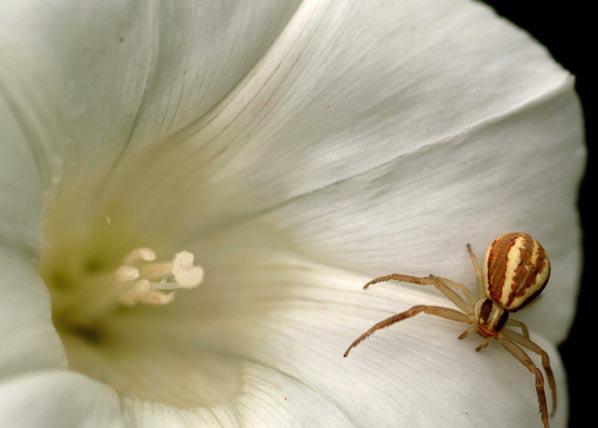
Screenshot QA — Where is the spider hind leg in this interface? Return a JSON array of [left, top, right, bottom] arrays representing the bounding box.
[[496, 335, 549, 428]]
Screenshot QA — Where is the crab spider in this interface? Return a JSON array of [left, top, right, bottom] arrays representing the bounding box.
[[343, 232, 555, 428]]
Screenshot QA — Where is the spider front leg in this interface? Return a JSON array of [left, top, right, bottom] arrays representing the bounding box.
[[343, 305, 470, 357], [475, 341, 490, 352], [466, 243, 484, 298], [503, 329, 557, 417], [506, 319, 530, 339], [496, 335, 549, 428], [458, 325, 476, 340], [458, 326, 491, 351], [363, 273, 475, 312]]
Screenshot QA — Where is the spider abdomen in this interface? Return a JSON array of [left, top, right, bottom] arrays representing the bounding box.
[[483, 232, 550, 312]]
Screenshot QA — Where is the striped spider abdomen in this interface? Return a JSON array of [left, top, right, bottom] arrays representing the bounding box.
[[484, 232, 550, 312]]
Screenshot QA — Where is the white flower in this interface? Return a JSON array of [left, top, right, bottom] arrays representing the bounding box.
[[0, 0, 584, 427]]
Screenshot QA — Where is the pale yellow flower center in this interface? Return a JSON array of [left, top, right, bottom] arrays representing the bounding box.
[[36, 158, 226, 407], [44, 240, 202, 332]]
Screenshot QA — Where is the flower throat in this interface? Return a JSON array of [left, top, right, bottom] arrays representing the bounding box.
[[40, 206, 203, 344]]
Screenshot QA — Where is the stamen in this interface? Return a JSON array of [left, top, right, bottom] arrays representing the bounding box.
[[120, 279, 151, 306], [115, 266, 140, 282], [115, 247, 204, 307], [123, 247, 157, 266], [139, 262, 173, 281], [140, 290, 175, 305]]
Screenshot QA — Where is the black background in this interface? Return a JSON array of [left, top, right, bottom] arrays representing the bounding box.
[[482, 2, 593, 426]]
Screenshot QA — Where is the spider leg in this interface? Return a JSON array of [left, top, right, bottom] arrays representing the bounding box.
[[466, 243, 484, 299], [458, 325, 476, 340], [343, 305, 470, 357], [436, 277, 477, 306], [503, 329, 557, 417], [496, 335, 549, 428], [506, 319, 530, 339], [363, 273, 473, 313], [475, 341, 490, 352]]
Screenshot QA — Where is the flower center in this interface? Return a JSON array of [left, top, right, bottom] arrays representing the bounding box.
[[54, 246, 202, 327], [38, 211, 221, 406], [36, 157, 239, 407], [43, 233, 203, 337]]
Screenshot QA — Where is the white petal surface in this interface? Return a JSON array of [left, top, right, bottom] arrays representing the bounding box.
[[0, 245, 65, 380], [0, 371, 123, 428], [0, 81, 43, 248], [259, 87, 584, 342], [0, 0, 301, 176], [0, 90, 66, 383], [125, 0, 302, 146], [1, 1, 154, 175], [147, 0, 577, 234]]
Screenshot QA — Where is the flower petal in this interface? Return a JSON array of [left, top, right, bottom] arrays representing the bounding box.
[[0, 370, 123, 428], [1, 0, 301, 176], [1, 1, 155, 173], [149, 0, 578, 231], [123, 1, 302, 146], [0, 245, 65, 380], [258, 87, 583, 343], [144, 0, 583, 341], [0, 86, 44, 248], [231, 260, 567, 427], [240, 283, 569, 428], [128, 252, 568, 427]]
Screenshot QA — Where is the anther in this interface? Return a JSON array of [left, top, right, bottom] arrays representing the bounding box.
[[171, 251, 204, 289]]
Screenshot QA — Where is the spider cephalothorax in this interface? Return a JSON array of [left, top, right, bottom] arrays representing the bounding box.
[[343, 232, 555, 428]]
